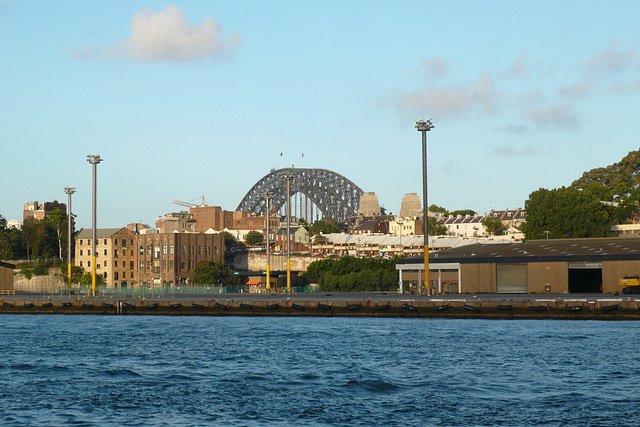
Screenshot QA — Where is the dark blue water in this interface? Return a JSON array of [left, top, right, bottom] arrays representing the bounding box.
[[1, 315, 639, 426]]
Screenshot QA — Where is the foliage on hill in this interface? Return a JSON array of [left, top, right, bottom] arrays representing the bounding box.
[[572, 150, 640, 199], [300, 217, 341, 236], [522, 149, 640, 240], [303, 256, 399, 292], [193, 260, 245, 286]]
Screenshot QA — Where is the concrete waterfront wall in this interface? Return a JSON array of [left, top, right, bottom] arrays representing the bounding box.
[[228, 253, 316, 272], [13, 274, 66, 293], [1, 298, 639, 320]]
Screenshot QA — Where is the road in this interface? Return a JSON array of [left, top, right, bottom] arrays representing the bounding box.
[[3, 291, 638, 303]]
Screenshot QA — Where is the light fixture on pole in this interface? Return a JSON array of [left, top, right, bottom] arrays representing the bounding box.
[[263, 192, 273, 291], [415, 119, 434, 296], [282, 172, 295, 292], [87, 154, 103, 297], [64, 186, 76, 292]]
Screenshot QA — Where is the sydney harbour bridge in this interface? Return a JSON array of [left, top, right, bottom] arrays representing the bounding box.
[[236, 168, 364, 222]]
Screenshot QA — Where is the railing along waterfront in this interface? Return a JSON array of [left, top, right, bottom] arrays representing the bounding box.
[[43, 285, 320, 298]]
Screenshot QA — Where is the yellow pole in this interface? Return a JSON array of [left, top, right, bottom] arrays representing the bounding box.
[[92, 255, 96, 296], [287, 258, 291, 293], [68, 262, 72, 290], [424, 244, 429, 296], [266, 264, 270, 291]]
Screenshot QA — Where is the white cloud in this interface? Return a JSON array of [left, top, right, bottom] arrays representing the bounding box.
[[492, 143, 539, 156], [70, 5, 241, 62], [387, 73, 500, 119], [419, 57, 450, 80], [522, 104, 580, 131], [585, 40, 637, 76]]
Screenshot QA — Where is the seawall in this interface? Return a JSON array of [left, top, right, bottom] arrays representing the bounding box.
[[1, 298, 639, 320]]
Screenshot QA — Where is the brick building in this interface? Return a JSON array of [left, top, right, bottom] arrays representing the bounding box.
[[23, 200, 67, 221]]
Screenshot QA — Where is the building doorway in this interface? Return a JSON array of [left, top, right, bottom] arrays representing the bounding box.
[[568, 264, 602, 293]]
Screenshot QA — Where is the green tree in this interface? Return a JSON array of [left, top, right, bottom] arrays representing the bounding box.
[[220, 231, 236, 249], [308, 217, 341, 236], [244, 230, 264, 246], [22, 217, 57, 260], [521, 186, 612, 239], [45, 209, 69, 260], [429, 204, 448, 214], [428, 217, 447, 236], [482, 217, 504, 236], [448, 209, 476, 217], [193, 260, 230, 284], [0, 214, 13, 260]]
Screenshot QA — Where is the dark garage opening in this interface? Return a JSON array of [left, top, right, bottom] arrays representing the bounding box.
[[568, 268, 602, 293]]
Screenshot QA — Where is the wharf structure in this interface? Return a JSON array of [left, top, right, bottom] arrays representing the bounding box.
[[397, 237, 640, 294]]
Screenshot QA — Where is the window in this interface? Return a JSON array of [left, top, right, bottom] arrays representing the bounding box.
[[115, 239, 118, 246], [154, 246, 160, 259], [214, 246, 218, 255], [147, 246, 152, 255], [147, 261, 151, 269], [97, 264, 101, 269], [163, 260, 167, 270], [170, 245, 174, 254], [181, 246, 186, 255], [153, 261, 160, 274], [181, 262, 186, 270], [207, 246, 211, 255], [114, 261, 118, 267], [104, 249, 107, 255], [114, 249, 119, 258], [140, 246, 144, 255], [122, 272, 126, 279], [80, 240, 83, 245], [198, 246, 202, 255], [80, 250, 83, 256], [139, 261, 144, 270], [104, 261, 108, 267], [122, 239, 126, 247], [130, 261, 134, 270], [163, 245, 167, 255], [114, 272, 119, 280], [169, 260, 174, 270], [80, 261, 83, 267], [131, 239, 134, 246], [104, 239, 107, 245]]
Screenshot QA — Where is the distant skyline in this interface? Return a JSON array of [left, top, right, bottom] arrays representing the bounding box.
[[2, 1, 639, 228]]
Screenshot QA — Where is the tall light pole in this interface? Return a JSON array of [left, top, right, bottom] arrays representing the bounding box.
[[64, 186, 76, 292], [415, 119, 434, 296], [263, 192, 273, 291], [282, 173, 295, 292], [87, 154, 102, 297]]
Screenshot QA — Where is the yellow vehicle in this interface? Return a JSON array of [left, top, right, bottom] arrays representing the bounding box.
[[620, 276, 640, 294]]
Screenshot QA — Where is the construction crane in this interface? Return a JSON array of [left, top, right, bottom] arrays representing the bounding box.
[[172, 196, 206, 208]]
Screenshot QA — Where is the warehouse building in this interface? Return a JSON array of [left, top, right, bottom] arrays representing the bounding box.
[[396, 238, 640, 294]]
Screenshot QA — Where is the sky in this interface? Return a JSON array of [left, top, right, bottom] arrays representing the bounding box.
[[1, 1, 639, 229]]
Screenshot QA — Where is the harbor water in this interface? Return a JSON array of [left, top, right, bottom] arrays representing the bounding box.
[[1, 315, 639, 426]]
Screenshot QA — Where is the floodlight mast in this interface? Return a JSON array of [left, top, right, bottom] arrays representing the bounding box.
[[64, 186, 76, 291], [86, 154, 102, 297], [415, 119, 434, 296]]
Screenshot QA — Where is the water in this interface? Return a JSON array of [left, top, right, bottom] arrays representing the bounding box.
[[1, 315, 639, 426]]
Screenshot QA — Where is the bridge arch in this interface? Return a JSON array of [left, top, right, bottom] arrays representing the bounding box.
[[236, 168, 364, 221]]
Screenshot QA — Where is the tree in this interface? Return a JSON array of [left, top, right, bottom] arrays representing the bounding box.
[[22, 217, 57, 260], [193, 260, 244, 286], [245, 230, 264, 246], [220, 231, 236, 249], [45, 209, 68, 260], [521, 186, 612, 239], [429, 204, 448, 214], [308, 217, 341, 236], [428, 217, 447, 236], [448, 209, 476, 217], [482, 217, 504, 236], [0, 214, 13, 260]]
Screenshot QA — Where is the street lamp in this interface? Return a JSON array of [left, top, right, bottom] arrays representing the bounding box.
[[64, 186, 76, 292], [415, 119, 434, 296], [263, 192, 273, 291], [87, 154, 103, 297], [282, 172, 295, 293]]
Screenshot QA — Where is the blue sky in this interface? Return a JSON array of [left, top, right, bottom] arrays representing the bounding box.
[[1, 1, 639, 228]]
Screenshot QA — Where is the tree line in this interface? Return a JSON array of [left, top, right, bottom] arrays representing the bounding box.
[[0, 210, 74, 261]]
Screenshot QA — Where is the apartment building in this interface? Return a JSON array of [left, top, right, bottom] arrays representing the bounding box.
[[75, 228, 137, 288], [75, 229, 224, 287], [136, 232, 224, 286], [23, 200, 67, 221]]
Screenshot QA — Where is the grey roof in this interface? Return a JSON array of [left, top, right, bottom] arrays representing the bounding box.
[[76, 228, 127, 239], [399, 237, 640, 266]]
